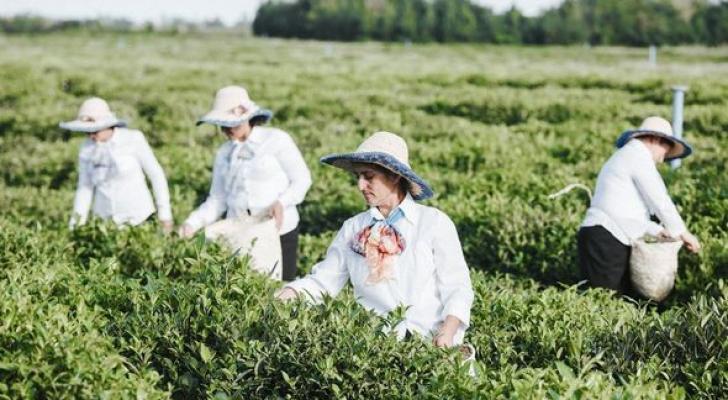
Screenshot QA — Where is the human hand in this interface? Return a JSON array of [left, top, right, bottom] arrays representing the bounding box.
[[160, 220, 174, 234], [177, 223, 196, 239], [269, 201, 284, 231], [680, 232, 701, 253], [274, 287, 298, 301], [433, 330, 455, 348], [433, 315, 460, 348]]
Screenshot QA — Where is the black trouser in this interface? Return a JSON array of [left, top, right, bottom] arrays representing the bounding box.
[[280, 227, 299, 282], [577, 226, 632, 295]]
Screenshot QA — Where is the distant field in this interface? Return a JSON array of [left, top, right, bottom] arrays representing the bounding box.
[[0, 33, 726, 398]]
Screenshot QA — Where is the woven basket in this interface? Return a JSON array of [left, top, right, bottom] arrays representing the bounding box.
[[204, 215, 282, 281], [629, 236, 682, 301]]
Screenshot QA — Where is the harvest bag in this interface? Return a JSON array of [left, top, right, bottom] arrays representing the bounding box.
[[629, 236, 682, 301], [204, 215, 282, 281]]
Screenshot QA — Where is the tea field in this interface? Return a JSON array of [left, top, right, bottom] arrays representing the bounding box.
[[0, 33, 727, 398]]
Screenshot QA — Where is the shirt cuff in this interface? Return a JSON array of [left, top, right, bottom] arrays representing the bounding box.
[[69, 212, 87, 228], [663, 219, 687, 239], [645, 222, 665, 237], [277, 192, 296, 209], [665, 225, 686, 239], [442, 299, 472, 328], [184, 215, 204, 232], [285, 278, 325, 304], [157, 207, 173, 222]]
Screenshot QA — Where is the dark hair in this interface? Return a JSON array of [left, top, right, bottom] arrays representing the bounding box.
[[640, 134, 674, 149], [659, 137, 675, 148], [398, 177, 411, 195], [248, 115, 268, 127], [382, 167, 410, 197]]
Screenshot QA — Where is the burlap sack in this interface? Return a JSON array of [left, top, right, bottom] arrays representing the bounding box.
[[204, 215, 282, 281], [629, 236, 682, 301]]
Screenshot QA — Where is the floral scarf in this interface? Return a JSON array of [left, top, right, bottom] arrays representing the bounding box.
[[351, 207, 407, 284]]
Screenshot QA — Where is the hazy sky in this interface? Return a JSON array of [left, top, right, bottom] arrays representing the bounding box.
[[0, 0, 565, 26]]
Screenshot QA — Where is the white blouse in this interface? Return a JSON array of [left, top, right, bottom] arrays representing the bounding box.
[[184, 126, 312, 235], [70, 128, 172, 227], [286, 194, 474, 344], [582, 139, 687, 244]]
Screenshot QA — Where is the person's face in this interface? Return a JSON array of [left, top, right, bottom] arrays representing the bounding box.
[[656, 138, 674, 162], [352, 164, 401, 207], [87, 128, 114, 143], [642, 136, 673, 163], [221, 123, 252, 142]]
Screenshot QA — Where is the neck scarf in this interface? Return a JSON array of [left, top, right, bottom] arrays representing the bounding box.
[[224, 141, 255, 193], [351, 207, 407, 284], [88, 141, 114, 186]]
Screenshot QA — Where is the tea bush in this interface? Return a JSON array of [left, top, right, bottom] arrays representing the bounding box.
[[0, 33, 726, 398]]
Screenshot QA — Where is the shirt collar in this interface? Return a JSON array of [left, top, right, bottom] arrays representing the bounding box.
[[104, 127, 120, 146], [368, 193, 419, 225], [228, 127, 264, 148], [83, 127, 121, 147], [246, 126, 265, 145]]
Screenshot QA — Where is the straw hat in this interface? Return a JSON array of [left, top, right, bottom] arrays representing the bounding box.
[[59, 97, 127, 133], [196, 85, 272, 128], [616, 116, 693, 160], [320, 131, 434, 200]]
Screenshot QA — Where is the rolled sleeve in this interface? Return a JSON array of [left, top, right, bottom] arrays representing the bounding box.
[[286, 226, 350, 303], [433, 213, 474, 328]]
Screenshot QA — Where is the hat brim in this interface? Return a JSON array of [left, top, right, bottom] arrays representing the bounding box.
[[320, 151, 434, 201], [196, 108, 273, 127], [616, 130, 693, 161], [58, 119, 127, 133]]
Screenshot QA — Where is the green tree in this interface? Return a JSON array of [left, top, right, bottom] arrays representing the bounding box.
[[392, 0, 418, 40], [692, 0, 728, 45], [432, 0, 478, 42], [307, 0, 366, 40], [367, 0, 397, 40], [493, 6, 526, 44], [537, 0, 589, 44]]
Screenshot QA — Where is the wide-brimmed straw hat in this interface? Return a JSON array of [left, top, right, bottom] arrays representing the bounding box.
[[320, 131, 434, 200], [196, 85, 273, 128], [616, 116, 692, 160], [59, 97, 127, 133]]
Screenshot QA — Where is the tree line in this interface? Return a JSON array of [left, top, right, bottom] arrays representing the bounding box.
[[0, 15, 247, 35], [252, 0, 728, 45]]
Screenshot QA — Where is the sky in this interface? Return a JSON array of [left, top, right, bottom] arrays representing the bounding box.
[[0, 0, 565, 26]]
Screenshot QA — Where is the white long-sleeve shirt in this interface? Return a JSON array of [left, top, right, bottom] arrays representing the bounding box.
[[70, 128, 172, 227], [184, 126, 312, 235], [581, 139, 687, 245], [286, 194, 474, 344]]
